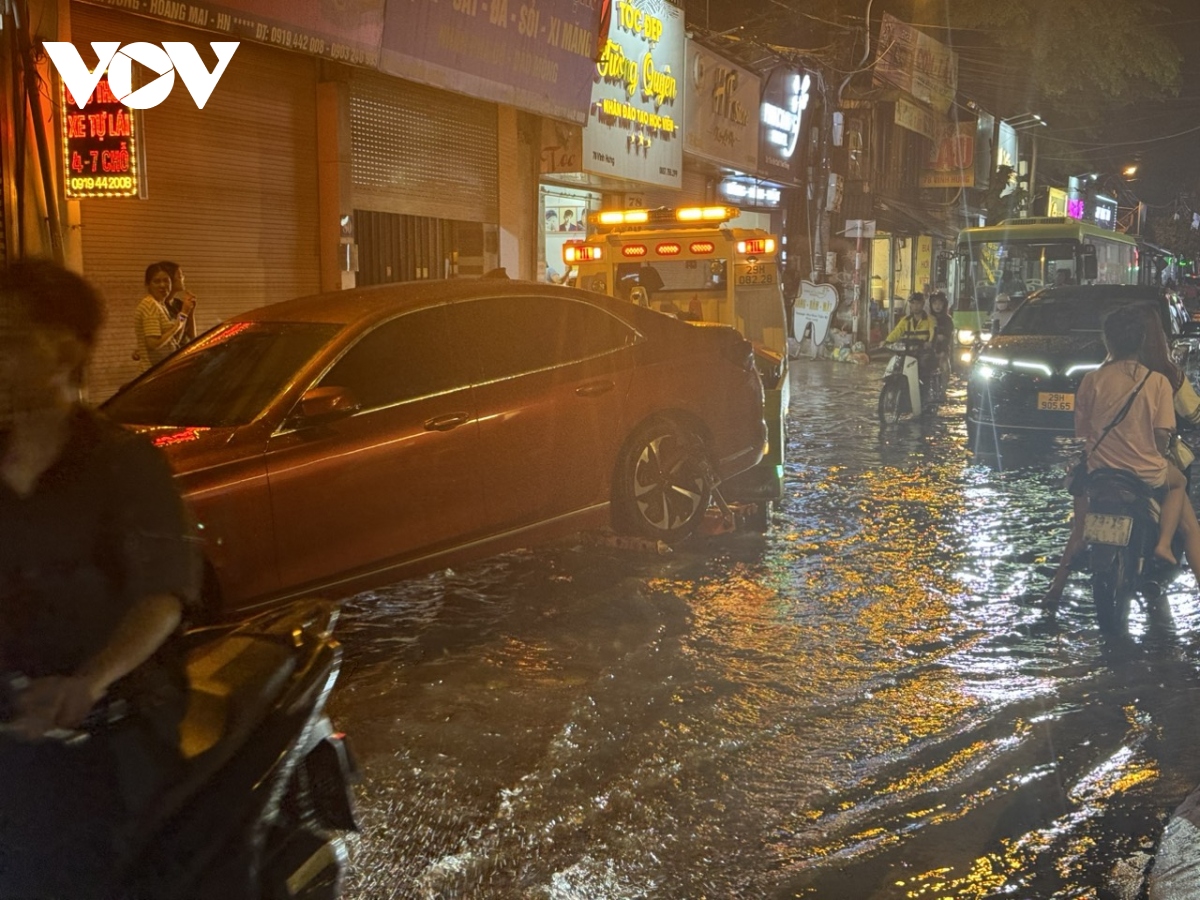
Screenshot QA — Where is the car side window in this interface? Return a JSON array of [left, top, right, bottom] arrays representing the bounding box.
[[449, 295, 638, 382], [318, 306, 464, 409]]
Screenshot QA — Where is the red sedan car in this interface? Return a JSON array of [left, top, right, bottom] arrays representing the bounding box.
[[103, 280, 767, 616]]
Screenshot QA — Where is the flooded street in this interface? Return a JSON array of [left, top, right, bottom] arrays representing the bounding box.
[[331, 359, 1200, 899]]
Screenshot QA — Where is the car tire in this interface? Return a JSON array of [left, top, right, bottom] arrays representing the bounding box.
[[614, 418, 712, 542], [878, 381, 905, 424]]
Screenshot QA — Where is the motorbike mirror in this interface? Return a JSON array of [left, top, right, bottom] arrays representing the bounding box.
[[293, 386, 361, 426]]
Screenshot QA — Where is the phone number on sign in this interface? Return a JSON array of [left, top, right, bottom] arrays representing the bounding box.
[[69, 176, 134, 191]]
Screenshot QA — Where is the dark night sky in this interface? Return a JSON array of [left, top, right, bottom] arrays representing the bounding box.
[[1125, 4, 1200, 206]]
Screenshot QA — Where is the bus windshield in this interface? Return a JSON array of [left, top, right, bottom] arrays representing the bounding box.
[[957, 240, 1079, 311]]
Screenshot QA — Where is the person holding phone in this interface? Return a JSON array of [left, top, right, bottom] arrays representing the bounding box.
[[132, 261, 195, 371]]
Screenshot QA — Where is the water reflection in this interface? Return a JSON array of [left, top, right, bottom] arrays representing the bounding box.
[[331, 360, 1200, 899]]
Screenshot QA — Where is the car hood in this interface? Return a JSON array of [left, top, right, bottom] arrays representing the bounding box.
[[982, 334, 1105, 374], [124, 424, 248, 474]]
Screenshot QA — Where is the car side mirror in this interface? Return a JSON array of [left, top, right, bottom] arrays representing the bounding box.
[[293, 385, 360, 425]]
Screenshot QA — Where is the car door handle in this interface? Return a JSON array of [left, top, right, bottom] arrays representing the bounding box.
[[424, 412, 470, 432], [576, 381, 615, 397]]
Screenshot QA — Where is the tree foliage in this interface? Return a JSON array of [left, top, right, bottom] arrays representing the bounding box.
[[1148, 212, 1200, 262]]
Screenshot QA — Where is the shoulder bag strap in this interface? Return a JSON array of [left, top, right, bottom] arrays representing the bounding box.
[[1086, 367, 1153, 458]]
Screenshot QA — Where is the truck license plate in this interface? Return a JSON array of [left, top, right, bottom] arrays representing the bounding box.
[[1037, 392, 1075, 411], [1084, 513, 1133, 546]]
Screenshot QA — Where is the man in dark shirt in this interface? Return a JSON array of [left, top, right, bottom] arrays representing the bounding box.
[[0, 259, 200, 898]]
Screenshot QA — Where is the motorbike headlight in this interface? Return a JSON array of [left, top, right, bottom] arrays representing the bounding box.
[[957, 329, 976, 346], [979, 331, 993, 343]]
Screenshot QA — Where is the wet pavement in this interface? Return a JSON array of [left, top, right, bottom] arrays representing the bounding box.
[[330, 358, 1200, 899]]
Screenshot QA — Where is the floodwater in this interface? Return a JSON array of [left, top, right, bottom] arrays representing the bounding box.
[[330, 359, 1200, 899]]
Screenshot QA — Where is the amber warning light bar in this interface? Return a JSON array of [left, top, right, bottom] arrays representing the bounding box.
[[563, 241, 603, 264], [591, 206, 739, 227]]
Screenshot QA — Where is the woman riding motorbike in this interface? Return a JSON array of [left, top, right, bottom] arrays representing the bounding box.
[[1041, 305, 1200, 604]]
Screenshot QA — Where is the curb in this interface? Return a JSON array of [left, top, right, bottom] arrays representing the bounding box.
[[1149, 785, 1200, 898]]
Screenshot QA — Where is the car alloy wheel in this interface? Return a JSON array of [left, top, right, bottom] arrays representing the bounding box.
[[616, 419, 712, 541]]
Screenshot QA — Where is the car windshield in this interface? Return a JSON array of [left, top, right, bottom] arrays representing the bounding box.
[[1002, 298, 1156, 336], [104, 321, 341, 427]]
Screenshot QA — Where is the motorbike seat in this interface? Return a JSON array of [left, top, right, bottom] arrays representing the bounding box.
[[178, 635, 296, 765], [1087, 467, 1162, 519]]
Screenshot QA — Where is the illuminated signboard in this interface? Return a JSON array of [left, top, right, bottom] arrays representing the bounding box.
[[1067, 198, 1085, 220], [584, 0, 685, 189], [61, 73, 139, 199]]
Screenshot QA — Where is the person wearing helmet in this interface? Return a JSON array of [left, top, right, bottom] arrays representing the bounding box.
[[928, 291, 955, 380]]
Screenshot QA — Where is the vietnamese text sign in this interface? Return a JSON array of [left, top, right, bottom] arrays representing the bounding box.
[[79, 0, 385, 66], [61, 73, 139, 198], [683, 41, 759, 172], [584, 0, 684, 188], [894, 96, 939, 140], [874, 12, 957, 114], [920, 119, 974, 188], [794, 280, 839, 347], [380, 0, 601, 124]]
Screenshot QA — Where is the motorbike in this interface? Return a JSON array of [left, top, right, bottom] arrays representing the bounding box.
[[878, 338, 945, 424], [1, 599, 357, 899], [1084, 469, 1181, 634]]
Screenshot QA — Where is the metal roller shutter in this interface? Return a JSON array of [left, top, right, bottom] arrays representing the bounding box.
[[71, 5, 321, 400], [350, 72, 498, 224]]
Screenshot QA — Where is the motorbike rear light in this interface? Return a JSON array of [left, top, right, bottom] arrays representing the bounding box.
[[689, 241, 715, 254], [656, 242, 681, 256], [622, 245, 648, 258], [736, 238, 776, 255], [563, 242, 602, 263]]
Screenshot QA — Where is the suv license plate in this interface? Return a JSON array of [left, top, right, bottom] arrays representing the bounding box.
[[1038, 392, 1075, 411], [1084, 513, 1133, 546]]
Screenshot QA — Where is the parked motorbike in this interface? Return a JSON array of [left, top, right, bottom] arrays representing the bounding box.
[[1084, 469, 1181, 634], [1, 599, 357, 899], [878, 338, 944, 424]]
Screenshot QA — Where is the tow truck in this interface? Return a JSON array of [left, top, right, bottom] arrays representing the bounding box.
[[564, 205, 788, 525]]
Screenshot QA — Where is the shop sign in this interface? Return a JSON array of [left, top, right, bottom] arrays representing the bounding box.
[[683, 41, 759, 172], [78, 0, 385, 67], [793, 280, 838, 348], [996, 121, 1018, 176], [60, 73, 140, 199], [380, 0, 602, 124], [719, 179, 781, 207], [540, 119, 584, 174], [1047, 186, 1068, 218], [873, 12, 957, 115], [974, 110, 995, 189], [758, 66, 810, 182], [583, 0, 685, 188], [920, 120, 974, 188], [893, 96, 938, 140]]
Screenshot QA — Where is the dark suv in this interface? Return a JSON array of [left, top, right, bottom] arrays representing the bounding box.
[[966, 285, 1197, 446]]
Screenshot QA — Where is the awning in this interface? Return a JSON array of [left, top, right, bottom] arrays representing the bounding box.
[[873, 196, 958, 240]]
